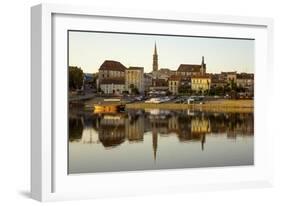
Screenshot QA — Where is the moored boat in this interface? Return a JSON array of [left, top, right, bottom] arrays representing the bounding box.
[[93, 104, 125, 113]]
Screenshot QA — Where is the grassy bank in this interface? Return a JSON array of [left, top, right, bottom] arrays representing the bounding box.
[[126, 100, 254, 113]]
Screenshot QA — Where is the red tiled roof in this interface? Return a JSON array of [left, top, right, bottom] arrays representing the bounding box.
[[99, 60, 127, 71], [177, 64, 201, 72]]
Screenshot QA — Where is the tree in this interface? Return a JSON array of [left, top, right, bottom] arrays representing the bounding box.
[[91, 73, 98, 89], [210, 86, 224, 96], [178, 85, 189, 94], [224, 83, 231, 95], [69, 66, 84, 90], [216, 86, 224, 95], [230, 80, 237, 91], [178, 83, 194, 95]]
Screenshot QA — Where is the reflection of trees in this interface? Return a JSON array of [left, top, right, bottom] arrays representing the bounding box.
[[69, 118, 83, 142], [208, 112, 254, 138]]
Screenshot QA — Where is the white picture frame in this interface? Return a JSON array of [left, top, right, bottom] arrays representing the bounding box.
[[31, 3, 274, 202]]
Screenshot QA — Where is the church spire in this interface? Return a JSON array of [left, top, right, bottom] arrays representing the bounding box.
[[153, 42, 158, 72], [201, 56, 206, 74]]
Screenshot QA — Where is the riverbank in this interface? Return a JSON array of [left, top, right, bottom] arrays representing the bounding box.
[[126, 100, 254, 113]]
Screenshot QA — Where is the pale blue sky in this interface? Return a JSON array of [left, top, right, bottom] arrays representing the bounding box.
[[68, 31, 254, 74]]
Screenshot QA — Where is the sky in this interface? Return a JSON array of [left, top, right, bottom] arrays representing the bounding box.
[[68, 31, 254, 74]]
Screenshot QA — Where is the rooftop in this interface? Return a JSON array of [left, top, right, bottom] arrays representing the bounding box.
[[237, 73, 254, 79], [177, 64, 202, 72], [221, 71, 237, 75], [99, 60, 127, 71]]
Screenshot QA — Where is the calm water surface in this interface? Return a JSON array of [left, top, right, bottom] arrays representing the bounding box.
[[68, 109, 254, 174]]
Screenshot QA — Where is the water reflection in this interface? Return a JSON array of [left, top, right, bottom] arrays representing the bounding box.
[[70, 110, 253, 142], [69, 109, 253, 170]]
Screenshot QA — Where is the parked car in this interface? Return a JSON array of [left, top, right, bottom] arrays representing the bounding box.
[[134, 96, 145, 101], [145, 97, 162, 104]]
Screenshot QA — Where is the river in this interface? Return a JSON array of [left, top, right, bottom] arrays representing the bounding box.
[[68, 109, 254, 174]]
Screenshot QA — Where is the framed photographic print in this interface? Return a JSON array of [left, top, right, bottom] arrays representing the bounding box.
[[31, 3, 274, 201]]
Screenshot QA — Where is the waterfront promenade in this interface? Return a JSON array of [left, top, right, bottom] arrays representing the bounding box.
[[126, 100, 253, 113], [73, 95, 254, 113]]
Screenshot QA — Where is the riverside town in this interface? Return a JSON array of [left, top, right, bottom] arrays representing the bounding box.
[[69, 43, 254, 112], [68, 34, 254, 174]]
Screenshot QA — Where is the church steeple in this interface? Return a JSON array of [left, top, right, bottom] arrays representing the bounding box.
[[201, 56, 206, 74], [153, 42, 158, 72]]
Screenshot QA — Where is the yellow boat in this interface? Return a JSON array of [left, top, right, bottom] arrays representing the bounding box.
[[93, 104, 125, 113]]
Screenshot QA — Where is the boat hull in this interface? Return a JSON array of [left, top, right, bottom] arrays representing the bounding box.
[[93, 104, 125, 113]]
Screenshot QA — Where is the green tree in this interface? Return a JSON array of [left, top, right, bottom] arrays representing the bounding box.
[[91, 73, 98, 89], [230, 80, 237, 91], [178, 85, 190, 94], [178, 84, 192, 95], [69, 66, 84, 90], [216, 86, 224, 95], [224, 84, 231, 95]]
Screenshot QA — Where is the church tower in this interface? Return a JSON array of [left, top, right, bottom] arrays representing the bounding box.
[[201, 56, 206, 74], [152, 43, 158, 72]]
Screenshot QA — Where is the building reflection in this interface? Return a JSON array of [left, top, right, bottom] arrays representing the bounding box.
[[98, 114, 126, 148], [69, 109, 254, 159]]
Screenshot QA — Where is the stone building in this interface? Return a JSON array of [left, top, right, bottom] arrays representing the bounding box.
[[177, 56, 206, 77], [144, 73, 153, 93], [236, 73, 254, 88], [191, 75, 211, 93], [221, 71, 237, 83], [168, 75, 181, 95], [210, 74, 227, 88], [98, 60, 127, 94], [98, 60, 126, 86], [125, 67, 144, 94], [99, 78, 125, 95], [149, 78, 169, 92], [237, 73, 254, 96]]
